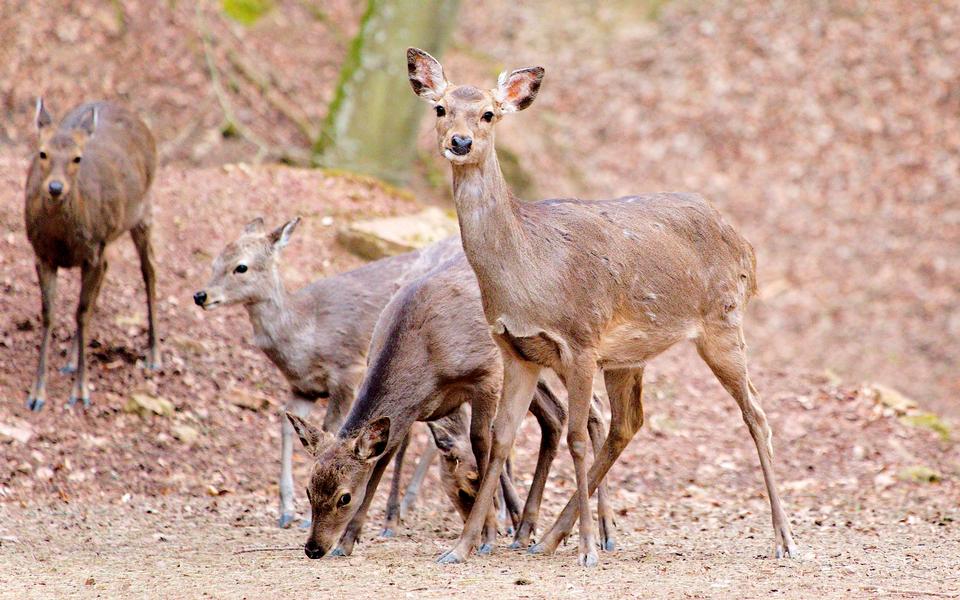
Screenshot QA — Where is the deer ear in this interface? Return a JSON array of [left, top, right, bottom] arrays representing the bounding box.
[[428, 421, 456, 453], [407, 47, 447, 102], [494, 67, 545, 113], [78, 106, 98, 136], [243, 217, 265, 234], [353, 416, 391, 462], [286, 412, 331, 456], [35, 97, 52, 133], [268, 216, 300, 250]]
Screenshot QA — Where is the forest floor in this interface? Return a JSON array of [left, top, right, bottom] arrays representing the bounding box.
[[0, 152, 958, 598]]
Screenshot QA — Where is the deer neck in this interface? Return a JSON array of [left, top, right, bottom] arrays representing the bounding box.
[[244, 271, 294, 351], [450, 148, 529, 285]]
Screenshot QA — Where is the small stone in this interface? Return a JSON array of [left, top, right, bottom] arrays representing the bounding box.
[[171, 424, 199, 445], [123, 393, 175, 418], [35, 467, 54, 481], [897, 465, 942, 484], [228, 388, 272, 412], [0, 422, 33, 444]]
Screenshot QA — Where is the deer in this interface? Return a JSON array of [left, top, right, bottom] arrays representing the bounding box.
[[24, 99, 159, 411], [286, 249, 615, 559], [407, 48, 798, 567], [194, 217, 460, 529]]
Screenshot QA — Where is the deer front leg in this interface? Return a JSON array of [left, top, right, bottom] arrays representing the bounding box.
[[27, 261, 58, 411], [400, 436, 437, 518], [279, 395, 313, 528], [438, 355, 540, 564], [380, 433, 410, 537], [561, 360, 600, 567], [69, 257, 107, 408], [331, 447, 398, 557], [587, 394, 616, 551], [131, 222, 161, 370]]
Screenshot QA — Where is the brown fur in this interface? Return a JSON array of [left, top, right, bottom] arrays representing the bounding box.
[[24, 99, 158, 410], [407, 47, 796, 566]]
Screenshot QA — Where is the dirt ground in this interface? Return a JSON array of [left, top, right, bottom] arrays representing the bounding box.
[[2, 0, 959, 598]]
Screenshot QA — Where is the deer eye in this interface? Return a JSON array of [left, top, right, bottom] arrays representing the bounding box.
[[337, 493, 351, 508], [234, 264, 248, 274], [482, 111, 494, 123], [435, 105, 446, 117], [39, 151, 47, 160], [73, 156, 82, 164]]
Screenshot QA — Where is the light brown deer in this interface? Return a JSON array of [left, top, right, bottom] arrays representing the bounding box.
[[408, 48, 798, 566], [25, 99, 159, 411], [195, 218, 458, 529], [286, 250, 614, 559]]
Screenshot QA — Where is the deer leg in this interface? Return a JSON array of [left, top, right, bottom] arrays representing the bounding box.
[[499, 460, 523, 533], [279, 395, 313, 528], [696, 327, 797, 559], [321, 381, 353, 433], [587, 393, 616, 552], [69, 256, 107, 408], [380, 433, 410, 538], [561, 359, 600, 566], [438, 354, 541, 564], [400, 436, 437, 518], [468, 391, 499, 554], [27, 261, 58, 411], [531, 367, 644, 559], [130, 222, 161, 370], [332, 446, 398, 556], [511, 380, 565, 549]]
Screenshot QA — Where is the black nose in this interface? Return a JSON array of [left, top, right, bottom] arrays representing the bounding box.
[[193, 291, 207, 306], [450, 135, 472, 155], [304, 540, 326, 559], [48, 181, 64, 197]]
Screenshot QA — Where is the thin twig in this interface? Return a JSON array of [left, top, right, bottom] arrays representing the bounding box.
[[861, 587, 958, 598], [233, 545, 302, 555]]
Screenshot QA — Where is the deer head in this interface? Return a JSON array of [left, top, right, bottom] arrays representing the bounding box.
[[406, 48, 544, 166], [286, 412, 391, 559], [32, 98, 97, 203], [194, 217, 299, 310], [428, 409, 481, 520]]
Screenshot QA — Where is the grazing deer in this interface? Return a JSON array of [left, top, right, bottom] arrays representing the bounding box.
[[287, 250, 614, 559], [407, 48, 798, 566], [25, 99, 159, 411], [195, 218, 459, 529]]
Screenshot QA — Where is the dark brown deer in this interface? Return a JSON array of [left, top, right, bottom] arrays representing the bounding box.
[[408, 48, 797, 566], [25, 99, 159, 411], [195, 219, 459, 529], [287, 250, 614, 559]]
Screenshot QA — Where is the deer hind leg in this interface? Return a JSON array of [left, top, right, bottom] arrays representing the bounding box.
[[468, 388, 500, 554], [380, 433, 410, 538], [27, 261, 58, 411], [437, 353, 541, 564], [400, 436, 437, 518], [587, 393, 616, 552], [560, 359, 600, 566], [510, 380, 566, 549], [531, 367, 644, 560], [131, 222, 161, 370], [69, 257, 108, 408], [695, 326, 797, 559], [279, 395, 313, 528]]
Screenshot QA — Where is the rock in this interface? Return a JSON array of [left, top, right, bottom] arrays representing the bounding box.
[[228, 388, 272, 412], [0, 421, 33, 444], [337, 207, 459, 260], [897, 465, 942, 483], [870, 384, 917, 414], [171, 424, 200, 445], [35, 466, 54, 481], [898, 412, 951, 442], [123, 393, 175, 418]]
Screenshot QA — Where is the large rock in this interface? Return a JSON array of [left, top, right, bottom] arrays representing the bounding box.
[[337, 207, 459, 260]]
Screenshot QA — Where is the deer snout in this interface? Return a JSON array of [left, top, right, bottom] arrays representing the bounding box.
[[48, 180, 64, 197], [450, 135, 472, 155], [304, 539, 326, 559], [193, 291, 207, 307]]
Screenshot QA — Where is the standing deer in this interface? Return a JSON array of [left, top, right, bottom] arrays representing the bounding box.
[[287, 249, 614, 559], [407, 48, 798, 566], [194, 218, 457, 529], [25, 99, 159, 411]]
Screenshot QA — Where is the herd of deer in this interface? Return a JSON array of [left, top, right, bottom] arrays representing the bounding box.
[[21, 48, 797, 567]]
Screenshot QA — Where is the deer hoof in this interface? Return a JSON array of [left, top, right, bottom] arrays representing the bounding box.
[[775, 542, 799, 559], [527, 542, 547, 555], [26, 397, 45, 412], [298, 519, 312, 530], [437, 548, 466, 565], [477, 543, 493, 555], [278, 513, 296, 529], [330, 547, 347, 557], [601, 537, 616, 552], [380, 528, 396, 538], [508, 539, 525, 550], [60, 364, 77, 374], [67, 394, 90, 408], [579, 550, 599, 568]]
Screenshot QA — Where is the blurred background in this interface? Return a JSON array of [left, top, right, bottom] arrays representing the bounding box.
[[0, 0, 956, 419]]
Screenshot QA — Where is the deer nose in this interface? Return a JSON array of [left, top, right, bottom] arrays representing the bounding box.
[[48, 180, 64, 197], [450, 135, 472, 155], [193, 291, 207, 306], [304, 539, 326, 559]]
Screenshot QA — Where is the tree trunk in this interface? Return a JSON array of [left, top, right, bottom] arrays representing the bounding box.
[[315, 0, 461, 184]]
